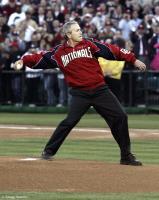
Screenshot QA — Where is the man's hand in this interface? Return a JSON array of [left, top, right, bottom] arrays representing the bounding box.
[[134, 59, 146, 71], [11, 59, 23, 70]]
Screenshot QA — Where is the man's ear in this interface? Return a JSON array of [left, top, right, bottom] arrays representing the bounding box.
[[66, 32, 71, 39]]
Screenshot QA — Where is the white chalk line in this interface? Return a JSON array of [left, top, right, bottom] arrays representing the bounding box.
[[19, 157, 40, 161], [0, 125, 159, 137], [0, 124, 159, 133], [1, 125, 159, 137], [0, 125, 110, 133], [0, 125, 159, 139]]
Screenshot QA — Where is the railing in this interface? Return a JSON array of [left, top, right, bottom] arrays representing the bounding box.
[[0, 70, 159, 108]]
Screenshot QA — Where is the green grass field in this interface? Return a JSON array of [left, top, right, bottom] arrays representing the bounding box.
[[0, 113, 159, 200], [0, 138, 159, 164], [0, 192, 159, 200]]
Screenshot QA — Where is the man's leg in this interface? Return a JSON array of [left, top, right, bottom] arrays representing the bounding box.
[[42, 94, 90, 159], [92, 87, 142, 165]]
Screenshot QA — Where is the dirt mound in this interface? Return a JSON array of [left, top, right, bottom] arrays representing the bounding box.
[[0, 157, 159, 193]]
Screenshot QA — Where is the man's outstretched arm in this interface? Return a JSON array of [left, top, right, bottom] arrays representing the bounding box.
[[12, 50, 58, 70]]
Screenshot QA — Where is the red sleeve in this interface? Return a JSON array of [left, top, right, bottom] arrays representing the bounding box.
[[22, 51, 44, 68], [104, 43, 136, 63], [86, 39, 100, 54]]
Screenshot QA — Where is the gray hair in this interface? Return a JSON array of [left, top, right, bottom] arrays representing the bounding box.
[[62, 20, 79, 36]]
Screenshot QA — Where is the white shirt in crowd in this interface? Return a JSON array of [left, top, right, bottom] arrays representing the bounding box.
[[7, 12, 26, 26]]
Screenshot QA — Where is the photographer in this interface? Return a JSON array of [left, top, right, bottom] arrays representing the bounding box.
[[130, 23, 153, 66]]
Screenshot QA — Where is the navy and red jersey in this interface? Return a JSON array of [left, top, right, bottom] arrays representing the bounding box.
[[22, 38, 136, 90]]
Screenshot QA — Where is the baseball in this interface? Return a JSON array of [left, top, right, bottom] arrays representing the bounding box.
[[16, 63, 22, 70]]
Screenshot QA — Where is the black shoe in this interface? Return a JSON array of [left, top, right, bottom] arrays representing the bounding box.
[[120, 153, 142, 166], [41, 151, 53, 160]]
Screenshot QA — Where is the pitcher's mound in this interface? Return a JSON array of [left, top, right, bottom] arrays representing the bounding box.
[[0, 157, 159, 193]]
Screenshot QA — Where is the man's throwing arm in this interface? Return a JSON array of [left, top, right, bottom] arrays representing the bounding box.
[[12, 50, 58, 70]]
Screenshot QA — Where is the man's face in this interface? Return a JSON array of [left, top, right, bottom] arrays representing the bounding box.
[[67, 24, 83, 42]]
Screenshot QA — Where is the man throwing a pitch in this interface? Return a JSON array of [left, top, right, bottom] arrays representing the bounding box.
[[13, 21, 146, 166]]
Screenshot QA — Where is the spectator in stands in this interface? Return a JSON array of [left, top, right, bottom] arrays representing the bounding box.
[[152, 5, 159, 25], [0, 48, 12, 105], [20, 0, 32, 13], [0, 13, 10, 53], [101, 20, 116, 43], [1, 0, 18, 17], [125, 23, 152, 105], [130, 23, 153, 67], [16, 8, 38, 50], [91, 7, 106, 31], [118, 9, 132, 41], [44, 69, 59, 106], [81, 13, 92, 28], [34, 6, 46, 26], [129, 10, 142, 32], [45, 7, 54, 33], [51, 20, 65, 46], [9, 41, 23, 105], [6, 26, 26, 52], [0, 46, 9, 103], [109, 4, 123, 27], [53, 4, 65, 23], [39, 33, 59, 106], [24, 44, 43, 106], [7, 2, 25, 27], [150, 25, 159, 70], [82, 20, 98, 39], [57, 71, 68, 107]]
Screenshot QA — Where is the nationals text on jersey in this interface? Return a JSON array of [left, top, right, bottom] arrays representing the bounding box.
[[61, 47, 93, 67]]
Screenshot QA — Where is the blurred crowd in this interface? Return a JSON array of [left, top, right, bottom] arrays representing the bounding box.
[[1, 0, 159, 107]]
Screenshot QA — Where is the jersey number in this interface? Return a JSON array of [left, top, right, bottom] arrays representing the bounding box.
[[120, 48, 130, 54]]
